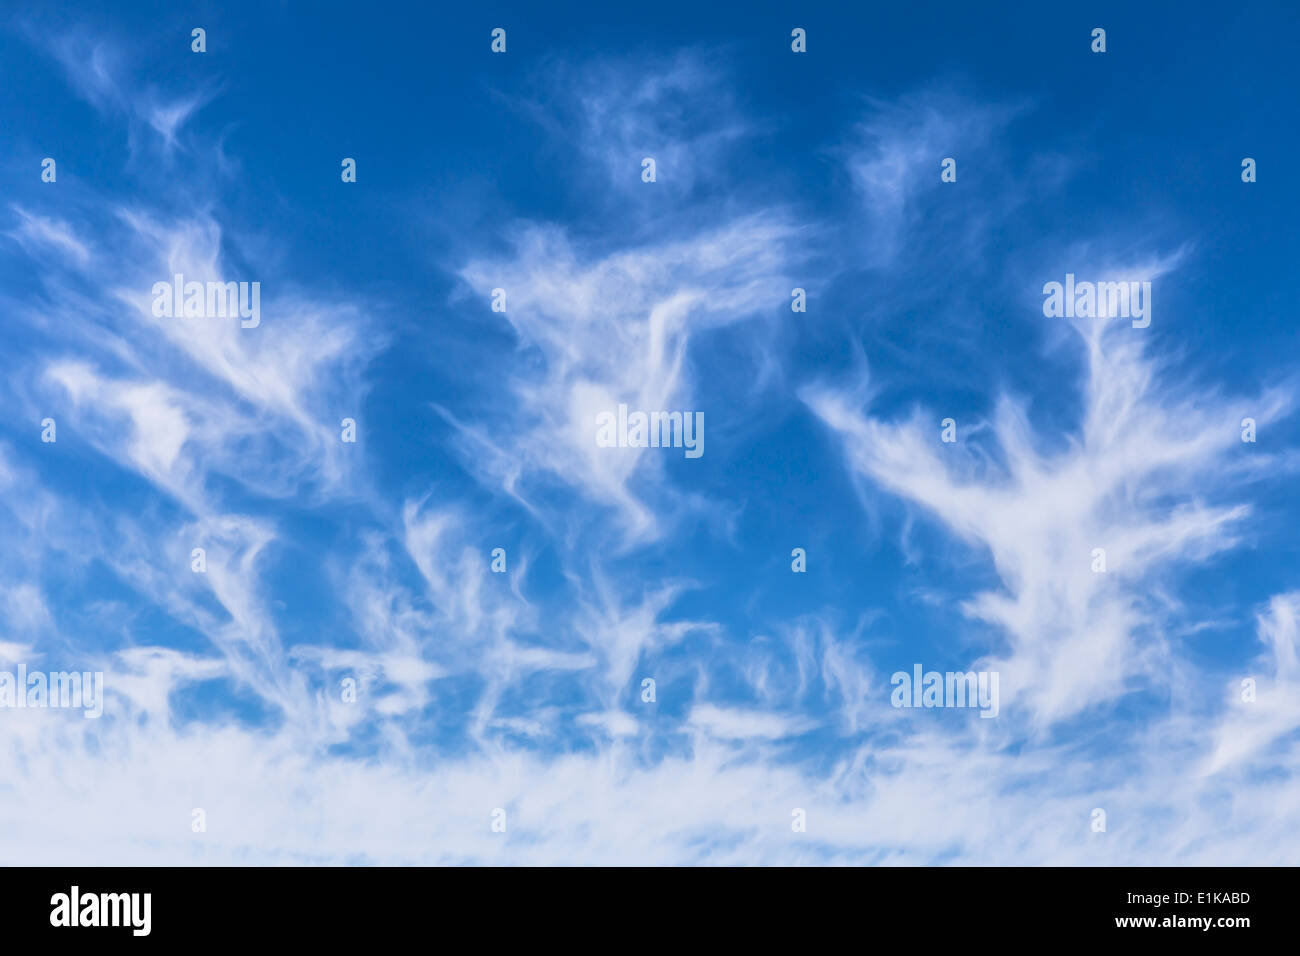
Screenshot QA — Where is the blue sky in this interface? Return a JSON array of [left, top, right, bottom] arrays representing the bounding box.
[[1, 1, 1298, 864]]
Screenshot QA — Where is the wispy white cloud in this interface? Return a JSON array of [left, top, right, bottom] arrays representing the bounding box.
[[456, 214, 797, 543], [1201, 592, 1300, 776], [805, 255, 1294, 729], [6, 207, 92, 266], [36, 29, 216, 157], [845, 89, 1029, 267]]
